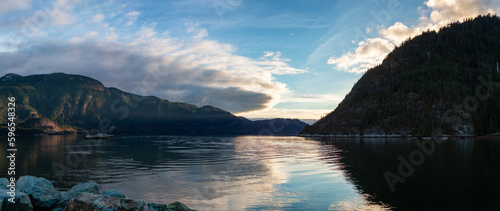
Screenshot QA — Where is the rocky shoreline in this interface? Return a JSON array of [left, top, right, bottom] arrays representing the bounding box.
[[1, 176, 196, 211], [298, 133, 500, 139]]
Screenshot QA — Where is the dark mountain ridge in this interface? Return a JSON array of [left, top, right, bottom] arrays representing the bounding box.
[[301, 14, 500, 137], [0, 73, 307, 135]]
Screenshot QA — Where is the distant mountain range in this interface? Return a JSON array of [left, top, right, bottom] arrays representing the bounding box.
[[301, 15, 500, 137], [0, 73, 307, 136]]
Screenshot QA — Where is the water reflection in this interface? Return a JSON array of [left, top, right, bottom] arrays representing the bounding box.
[[2, 135, 497, 210], [309, 137, 500, 210], [0, 135, 388, 210]]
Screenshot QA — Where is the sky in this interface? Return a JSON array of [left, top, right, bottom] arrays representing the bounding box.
[[0, 0, 499, 121]]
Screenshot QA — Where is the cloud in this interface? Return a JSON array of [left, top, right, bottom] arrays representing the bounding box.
[[328, 0, 500, 73], [42, 0, 84, 25], [280, 93, 344, 104], [0, 26, 306, 113], [68, 31, 99, 44], [328, 38, 393, 73], [0, 0, 31, 13], [125, 11, 141, 26], [193, 28, 208, 40], [258, 51, 308, 75], [379, 22, 419, 44], [237, 93, 342, 119], [92, 14, 104, 22]]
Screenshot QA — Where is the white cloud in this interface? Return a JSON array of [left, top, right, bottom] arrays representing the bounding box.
[[43, 0, 84, 25], [0, 0, 31, 13], [328, 38, 393, 73], [258, 51, 308, 75], [236, 108, 332, 120], [379, 22, 419, 44], [49, 9, 74, 25], [92, 14, 104, 22], [125, 11, 141, 26], [281, 93, 344, 104], [68, 31, 99, 44], [328, 0, 500, 73], [237, 93, 342, 119], [193, 28, 208, 40]]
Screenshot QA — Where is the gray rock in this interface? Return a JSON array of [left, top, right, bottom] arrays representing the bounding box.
[[0, 178, 9, 189], [65, 193, 149, 211], [102, 190, 126, 198], [16, 176, 60, 208], [0, 188, 34, 211], [55, 182, 99, 209]]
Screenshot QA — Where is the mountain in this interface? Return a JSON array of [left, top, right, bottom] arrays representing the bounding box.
[[301, 14, 500, 137], [0, 73, 307, 135]]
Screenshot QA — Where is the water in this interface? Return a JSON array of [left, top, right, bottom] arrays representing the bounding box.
[[1, 135, 499, 210]]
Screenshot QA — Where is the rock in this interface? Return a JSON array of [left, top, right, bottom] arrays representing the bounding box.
[[55, 182, 99, 209], [147, 201, 195, 211], [148, 203, 172, 211], [65, 193, 149, 211], [0, 189, 34, 211], [0, 178, 9, 188], [16, 176, 60, 208], [167, 201, 196, 211], [102, 190, 126, 198]]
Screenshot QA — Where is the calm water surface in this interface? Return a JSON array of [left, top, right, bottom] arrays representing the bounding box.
[[1, 135, 499, 210]]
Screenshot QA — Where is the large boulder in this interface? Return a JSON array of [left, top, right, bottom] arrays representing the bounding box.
[[16, 176, 60, 208], [102, 190, 127, 198], [55, 182, 99, 209], [65, 193, 149, 211], [0, 189, 34, 211]]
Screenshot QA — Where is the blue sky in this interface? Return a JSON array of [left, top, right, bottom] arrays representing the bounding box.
[[0, 0, 499, 121]]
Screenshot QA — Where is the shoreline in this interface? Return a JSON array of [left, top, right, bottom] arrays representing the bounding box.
[[298, 134, 486, 139]]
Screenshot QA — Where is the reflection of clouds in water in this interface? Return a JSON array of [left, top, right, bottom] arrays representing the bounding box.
[[186, 136, 295, 210], [175, 136, 390, 211], [95, 136, 389, 210], [328, 194, 390, 211]]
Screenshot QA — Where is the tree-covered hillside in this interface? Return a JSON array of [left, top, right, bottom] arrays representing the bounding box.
[[301, 14, 500, 137]]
